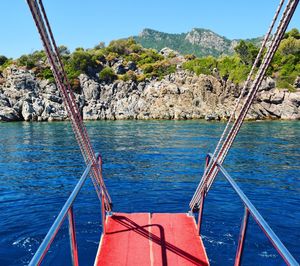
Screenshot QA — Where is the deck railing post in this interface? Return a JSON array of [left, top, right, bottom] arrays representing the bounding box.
[[197, 190, 206, 235], [68, 206, 79, 266], [97, 154, 106, 234], [234, 207, 249, 266], [197, 155, 210, 235], [101, 193, 106, 234], [204, 154, 210, 172]]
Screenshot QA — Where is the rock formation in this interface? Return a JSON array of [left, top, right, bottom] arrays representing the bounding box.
[[0, 66, 300, 122]]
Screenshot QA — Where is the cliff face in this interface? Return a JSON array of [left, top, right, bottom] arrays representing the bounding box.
[[185, 29, 233, 53], [0, 66, 300, 122]]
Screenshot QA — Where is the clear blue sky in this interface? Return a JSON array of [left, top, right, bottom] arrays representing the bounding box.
[[1, 0, 299, 58]]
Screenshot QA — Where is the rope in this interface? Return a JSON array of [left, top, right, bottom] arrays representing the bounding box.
[[209, 0, 285, 169], [190, 0, 299, 210], [219, 0, 298, 165], [190, 0, 289, 209], [37, 0, 111, 205], [26, 0, 112, 210], [196, 0, 285, 204]]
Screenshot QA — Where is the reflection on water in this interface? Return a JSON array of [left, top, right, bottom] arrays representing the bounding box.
[[0, 120, 299, 265]]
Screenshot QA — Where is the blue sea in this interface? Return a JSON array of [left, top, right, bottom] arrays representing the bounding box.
[[0, 120, 299, 265]]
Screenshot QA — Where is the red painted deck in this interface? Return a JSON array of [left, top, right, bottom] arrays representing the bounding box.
[[95, 213, 209, 266]]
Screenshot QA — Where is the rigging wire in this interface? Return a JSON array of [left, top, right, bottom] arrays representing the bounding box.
[[26, 0, 112, 210], [190, 0, 299, 210]]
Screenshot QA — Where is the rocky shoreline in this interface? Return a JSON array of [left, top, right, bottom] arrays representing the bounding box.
[[0, 66, 300, 122]]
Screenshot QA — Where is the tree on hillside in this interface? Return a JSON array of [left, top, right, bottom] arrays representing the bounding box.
[[234, 40, 259, 66], [58, 45, 70, 57], [99, 67, 116, 83], [278, 37, 300, 56], [0, 55, 8, 66], [94, 42, 105, 50], [284, 28, 300, 39], [17, 55, 35, 69], [69, 50, 93, 72]]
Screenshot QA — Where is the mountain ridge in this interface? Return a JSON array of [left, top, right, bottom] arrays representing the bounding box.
[[133, 28, 263, 57]]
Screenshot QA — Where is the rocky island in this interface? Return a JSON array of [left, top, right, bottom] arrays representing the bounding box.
[[0, 28, 299, 122]]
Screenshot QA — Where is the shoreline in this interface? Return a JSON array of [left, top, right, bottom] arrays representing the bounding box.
[[1, 67, 300, 123], [1, 117, 299, 124]]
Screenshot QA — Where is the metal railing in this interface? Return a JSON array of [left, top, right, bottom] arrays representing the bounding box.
[[196, 154, 299, 266], [29, 153, 108, 266]]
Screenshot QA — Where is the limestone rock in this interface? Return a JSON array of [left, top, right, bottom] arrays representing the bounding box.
[[0, 66, 300, 122], [259, 77, 276, 91], [32, 98, 44, 116], [0, 94, 10, 107], [80, 74, 100, 100], [205, 113, 220, 121], [0, 107, 21, 121], [160, 47, 180, 57], [4, 67, 37, 91], [22, 101, 36, 121]]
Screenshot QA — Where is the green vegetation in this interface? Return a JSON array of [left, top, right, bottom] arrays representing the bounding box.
[[234, 40, 259, 66], [183, 56, 217, 76], [2, 38, 176, 86], [134, 28, 235, 57], [0, 29, 298, 90], [0, 55, 8, 66], [120, 70, 137, 82], [183, 28, 300, 88], [37, 67, 54, 82], [99, 67, 116, 82], [272, 29, 300, 90], [183, 54, 251, 84], [0, 55, 13, 73]]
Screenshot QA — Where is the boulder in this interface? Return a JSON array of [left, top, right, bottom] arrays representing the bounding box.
[[80, 75, 100, 101], [205, 113, 220, 121], [269, 89, 285, 104], [259, 77, 276, 91], [83, 102, 101, 120], [0, 95, 10, 107], [160, 47, 180, 58], [287, 92, 300, 108], [13, 101, 23, 113], [0, 107, 21, 122], [5, 67, 37, 91], [32, 98, 44, 116], [22, 101, 36, 121]]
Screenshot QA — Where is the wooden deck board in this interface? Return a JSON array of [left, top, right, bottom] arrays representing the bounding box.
[[95, 213, 209, 266]]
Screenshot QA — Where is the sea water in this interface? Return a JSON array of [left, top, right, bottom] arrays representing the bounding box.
[[0, 120, 299, 265]]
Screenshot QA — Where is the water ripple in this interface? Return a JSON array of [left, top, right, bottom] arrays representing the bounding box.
[[0, 120, 299, 265]]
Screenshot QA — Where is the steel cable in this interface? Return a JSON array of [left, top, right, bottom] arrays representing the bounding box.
[[27, 0, 112, 210], [190, 0, 299, 210]]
